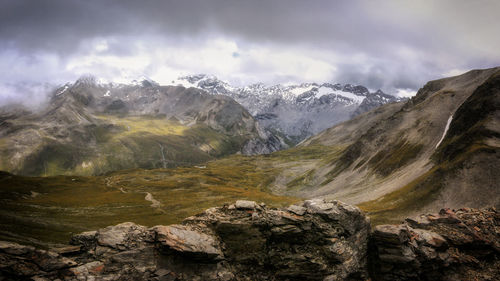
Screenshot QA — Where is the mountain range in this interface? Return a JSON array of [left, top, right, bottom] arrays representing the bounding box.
[[170, 74, 404, 143], [0, 74, 401, 176], [0, 67, 498, 248], [0, 75, 285, 176]]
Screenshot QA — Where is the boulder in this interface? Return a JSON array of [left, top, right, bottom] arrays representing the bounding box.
[[234, 199, 258, 210], [96, 222, 151, 250], [0, 241, 76, 279], [370, 207, 500, 281], [70, 230, 96, 251], [153, 224, 223, 261], [287, 204, 307, 216], [184, 198, 371, 280]]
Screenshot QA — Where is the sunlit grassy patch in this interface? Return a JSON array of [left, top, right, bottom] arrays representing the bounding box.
[[367, 139, 424, 177], [95, 115, 188, 136], [286, 169, 316, 189], [12, 114, 255, 176]]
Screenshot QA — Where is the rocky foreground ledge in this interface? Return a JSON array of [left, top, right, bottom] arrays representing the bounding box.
[[0, 200, 498, 281]]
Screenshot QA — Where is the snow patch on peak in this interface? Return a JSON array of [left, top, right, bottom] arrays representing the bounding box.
[[313, 86, 365, 103], [172, 74, 236, 94], [316, 86, 333, 98], [288, 85, 316, 97], [331, 90, 365, 104], [56, 85, 69, 96], [130, 76, 159, 87]]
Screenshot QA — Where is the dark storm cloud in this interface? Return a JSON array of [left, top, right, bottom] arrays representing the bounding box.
[[0, 0, 429, 54], [0, 0, 362, 52], [1, 0, 499, 97]]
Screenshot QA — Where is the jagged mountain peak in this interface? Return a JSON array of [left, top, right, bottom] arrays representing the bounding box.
[[74, 74, 99, 86], [130, 75, 159, 87], [341, 84, 370, 95], [178, 73, 215, 83], [173, 74, 399, 104], [175, 74, 230, 89], [60, 75, 160, 92]]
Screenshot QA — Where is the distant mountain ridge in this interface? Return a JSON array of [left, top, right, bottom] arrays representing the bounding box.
[[0, 76, 286, 176], [170, 74, 404, 143]]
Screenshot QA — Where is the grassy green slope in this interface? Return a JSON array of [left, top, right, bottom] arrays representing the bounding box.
[[0, 114, 250, 176]]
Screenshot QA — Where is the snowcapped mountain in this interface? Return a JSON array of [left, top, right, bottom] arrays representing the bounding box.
[[170, 74, 404, 143]]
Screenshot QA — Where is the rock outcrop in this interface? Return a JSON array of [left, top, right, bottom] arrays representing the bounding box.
[[0, 199, 370, 281], [0, 202, 498, 281], [370, 207, 500, 281]]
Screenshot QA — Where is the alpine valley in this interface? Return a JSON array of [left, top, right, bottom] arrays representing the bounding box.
[[0, 67, 499, 280]]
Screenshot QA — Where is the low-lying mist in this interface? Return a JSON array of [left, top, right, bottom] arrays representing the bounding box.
[[0, 82, 56, 111]]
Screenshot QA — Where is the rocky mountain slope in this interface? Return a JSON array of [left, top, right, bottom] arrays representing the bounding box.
[[171, 75, 403, 143], [0, 76, 285, 176], [298, 67, 500, 222], [1, 200, 498, 281]]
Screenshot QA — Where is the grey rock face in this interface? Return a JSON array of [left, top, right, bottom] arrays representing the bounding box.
[[0, 241, 76, 278], [241, 133, 286, 155], [352, 90, 401, 117], [96, 222, 151, 250]]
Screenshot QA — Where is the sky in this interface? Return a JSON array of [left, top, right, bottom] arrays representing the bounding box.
[[1, 0, 500, 106]]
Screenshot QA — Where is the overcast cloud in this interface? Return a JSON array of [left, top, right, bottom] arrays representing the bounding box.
[[1, 0, 499, 104]]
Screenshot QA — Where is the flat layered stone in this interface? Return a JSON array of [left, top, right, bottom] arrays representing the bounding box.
[[287, 204, 307, 216], [154, 224, 222, 260], [235, 200, 258, 210], [97, 222, 148, 249]]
